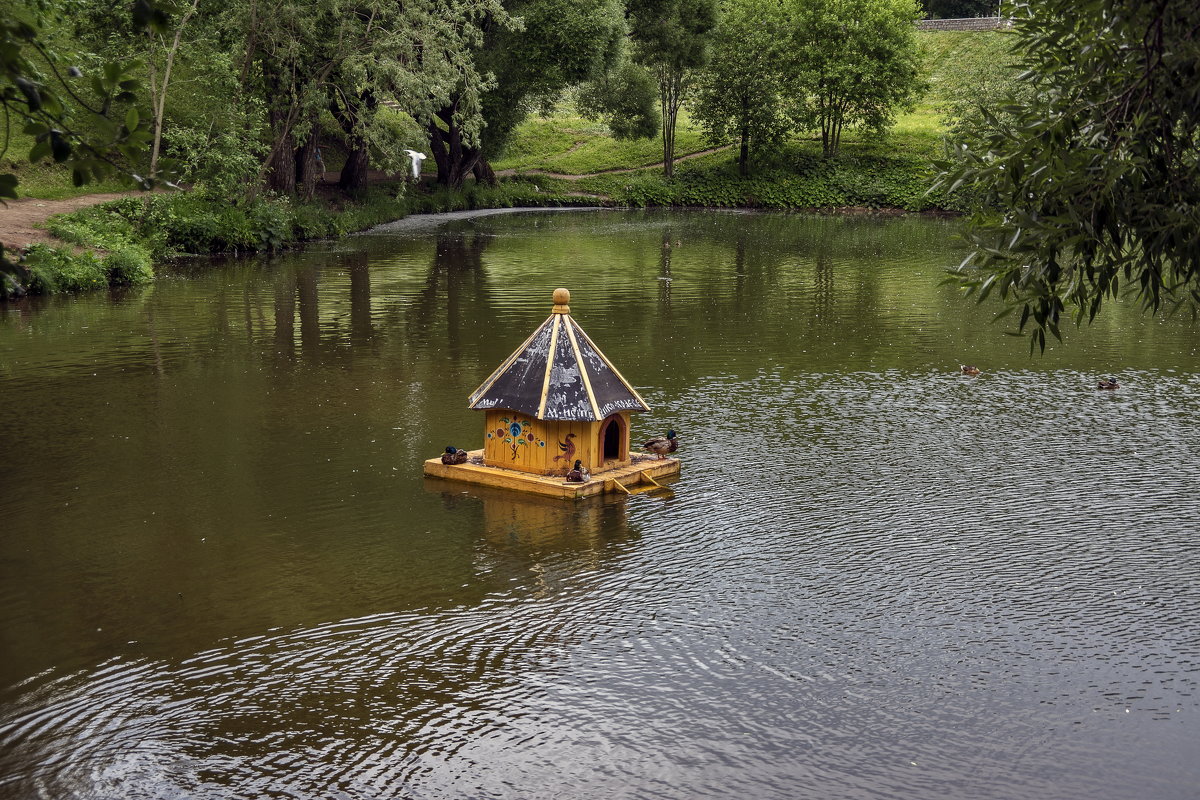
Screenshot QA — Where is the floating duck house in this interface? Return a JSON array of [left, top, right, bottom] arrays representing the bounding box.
[[423, 288, 680, 498]]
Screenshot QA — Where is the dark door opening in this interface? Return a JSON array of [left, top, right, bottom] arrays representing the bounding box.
[[602, 417, 621, 461]]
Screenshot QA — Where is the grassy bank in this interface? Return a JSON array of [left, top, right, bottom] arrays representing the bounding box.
[[1, 181, 598, 298]]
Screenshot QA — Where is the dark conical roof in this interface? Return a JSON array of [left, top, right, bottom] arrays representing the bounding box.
[[468, 292, 650, 421]]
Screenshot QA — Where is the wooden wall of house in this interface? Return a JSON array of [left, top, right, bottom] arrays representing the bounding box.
[[482, 410, 633, 475]]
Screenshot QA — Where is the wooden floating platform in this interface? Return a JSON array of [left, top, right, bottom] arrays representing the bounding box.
[[423, 450, 681, 499]]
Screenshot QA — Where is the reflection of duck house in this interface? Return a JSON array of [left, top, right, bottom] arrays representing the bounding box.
[[424, 288, 680, 498]]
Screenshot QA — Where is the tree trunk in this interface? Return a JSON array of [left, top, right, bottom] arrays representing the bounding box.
[[739, 95, 750, 176], [266, 107, 297, 195], [428, 106, 482, 188], [294, 117, 321, 201], [329, 90, 377, 195], [263, 62, 297, 195], [339, 145, 370, 194], [473, 159, 497, 186], [658, 64, 685, 179]]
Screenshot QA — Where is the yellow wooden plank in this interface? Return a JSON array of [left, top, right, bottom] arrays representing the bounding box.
[[536, 315, 561, 420], [424, 450, 679, 500]]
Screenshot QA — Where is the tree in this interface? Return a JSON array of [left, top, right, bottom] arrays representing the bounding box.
[[938, 0, 1200, 351], [691, 0, 790, 176], [576, 52, 659, 141], [1, 1, 163, 199], [234, 0, 501, 196], [784, 0, 924, 158], [144, 0, 200, 179], [425, 0, 625, 188], [69, 0, 268, 197], [1, 0, 170, 283], [627, 0, 718, 178]]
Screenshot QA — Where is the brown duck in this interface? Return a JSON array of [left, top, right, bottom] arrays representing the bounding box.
[[441, 446, 469, 465], [565, 459, 591, 483], [642, 429, 678, 459]]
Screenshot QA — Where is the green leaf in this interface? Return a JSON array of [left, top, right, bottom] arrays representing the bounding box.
[[14, 77, 41, 111], [0, 173, 18, 200], [125, 107, 140, 132], [28, 137, 51, 163], [49, 130, 71, 163]]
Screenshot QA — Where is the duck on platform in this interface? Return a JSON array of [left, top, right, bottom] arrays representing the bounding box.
[[960, 364, 981, 376], [441, 446, 469, 465], [643, 429, 678, 459], [1097, 377, 1120, 390], [565, 459, 591, 483]]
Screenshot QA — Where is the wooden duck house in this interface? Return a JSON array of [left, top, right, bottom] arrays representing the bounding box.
[[424, 288, 680, 498]]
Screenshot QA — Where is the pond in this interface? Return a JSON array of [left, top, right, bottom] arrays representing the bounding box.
[[1, 209, 1198, 799]]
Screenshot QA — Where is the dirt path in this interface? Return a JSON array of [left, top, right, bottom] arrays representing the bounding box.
[[494, 144, 735, 180], [0, 192, 143, 250]]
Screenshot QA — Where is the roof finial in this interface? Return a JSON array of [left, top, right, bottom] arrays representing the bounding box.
[[552, 287, 570, 314]]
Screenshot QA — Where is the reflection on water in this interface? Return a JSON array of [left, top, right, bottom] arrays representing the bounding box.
[[1, 210, 1198, 799]]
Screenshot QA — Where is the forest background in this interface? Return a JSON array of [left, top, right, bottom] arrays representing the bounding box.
[[1, 0, 1013, 297]]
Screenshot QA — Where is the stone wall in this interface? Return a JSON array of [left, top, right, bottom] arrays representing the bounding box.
[[917, 17, 1012, 31]]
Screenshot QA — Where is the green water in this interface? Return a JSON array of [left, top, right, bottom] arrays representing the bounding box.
[[1, 209, 1197, 799]]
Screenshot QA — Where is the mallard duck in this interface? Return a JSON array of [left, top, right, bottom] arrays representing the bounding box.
[[565, 459, 590, 483], [1097, 377, 1120, 390], [441, 446, 469, 465], [960, 364, 981, 376], [642, 429, 678, 459]]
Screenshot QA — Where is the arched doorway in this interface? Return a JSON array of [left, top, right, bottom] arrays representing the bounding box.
[[599, 414, 625, 463]]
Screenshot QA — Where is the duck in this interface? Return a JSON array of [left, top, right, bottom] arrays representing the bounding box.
[[960, 364, 981, 376], [441, 446, 469, 465], [1097, 377, 1120, 390], [642, 429, 678, 459], [565, 459, 590, 483]]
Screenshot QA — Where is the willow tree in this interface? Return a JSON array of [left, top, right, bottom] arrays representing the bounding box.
[[627, 0, 718, 178], [237, 0, 501, 196], [939, 0, 1200, 350], [425, 0, 625, 187], [327, 0, 506, 194]]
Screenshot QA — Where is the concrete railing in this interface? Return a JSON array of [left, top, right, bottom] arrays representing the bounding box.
[[917, 17, 1013, 31]]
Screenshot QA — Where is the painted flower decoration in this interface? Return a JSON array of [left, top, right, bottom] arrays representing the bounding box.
[[497, 416, 545, 459]]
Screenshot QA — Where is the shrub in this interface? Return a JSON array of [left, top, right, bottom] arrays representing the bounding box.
[[21, 244, 108, 294], [103, 247, 153, 286]]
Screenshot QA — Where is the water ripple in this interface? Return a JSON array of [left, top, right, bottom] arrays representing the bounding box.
[[3, 212, 1200, 799]]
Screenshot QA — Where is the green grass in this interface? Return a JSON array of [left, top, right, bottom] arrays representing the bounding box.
[[493, 108, 711, 175], [3, 129, 132, 200], [916, 29, 1017, 108]]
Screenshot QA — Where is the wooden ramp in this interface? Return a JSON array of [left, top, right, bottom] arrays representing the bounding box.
[[606, 471, 672, 496]]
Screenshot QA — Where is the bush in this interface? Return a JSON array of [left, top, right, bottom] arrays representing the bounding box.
[[20, 244, 108, 294], [104, 247, 153, 286]]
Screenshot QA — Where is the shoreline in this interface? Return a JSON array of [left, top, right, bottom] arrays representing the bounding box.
[[2, 194, 961, 301]]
